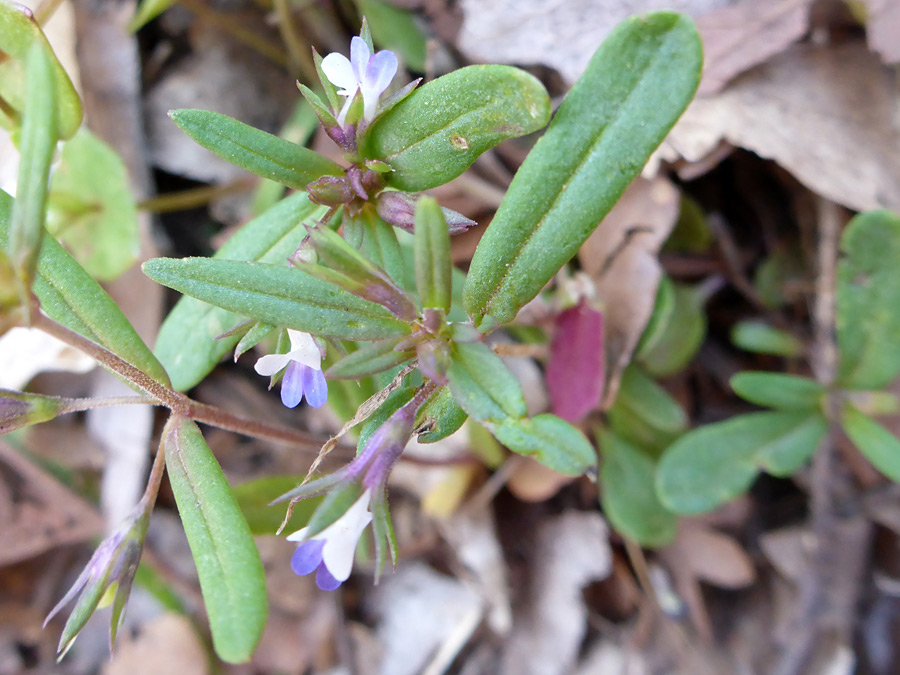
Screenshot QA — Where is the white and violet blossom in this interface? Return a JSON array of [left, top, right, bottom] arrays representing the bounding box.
[[321, 36, 398, 126], [254, 330, 327, 409]]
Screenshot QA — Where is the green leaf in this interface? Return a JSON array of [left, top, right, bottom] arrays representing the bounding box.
[[344, 206, 412, 290], [636, 279, 706, 377], [0, 2, 82, 138], [731, 320, 804, 357], [0, 193, 171, 387], [9, 42, 57, 298], [361, 65, 551, 192], [486, 414, 596, 476], [154, 192, 326, 391], [416, 386, 468, 443], [326, 337, 414, 380], [168, 109, 344, 190], [463, 13, 702, 326], [446, 342, 527, 422], [836, 210, 900, 389], [46, 128, 139, 281], [233, 475, 321, 535], [129, 0, 176, 31], [607, 365, 687, 453], [730, 372, 825, 411], [356, 0, 428, 72], [357, 385, 416, 453], [164, 417, 267, 663], [414, 196, 451, 312], [842, 405, 900, 483], [657, 411, 828, 514], [144, 257, 412, 341], [598, 429, 676, 547]]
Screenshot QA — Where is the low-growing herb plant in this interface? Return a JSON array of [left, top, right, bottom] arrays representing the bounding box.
[[0, 5, 711, 663]]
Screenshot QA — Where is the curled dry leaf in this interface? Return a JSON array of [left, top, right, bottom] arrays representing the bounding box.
[[457, 0, 734, 85], [656, 43, 900, 213], [578, 176, 680, 408], [696, 0, 813, 95]]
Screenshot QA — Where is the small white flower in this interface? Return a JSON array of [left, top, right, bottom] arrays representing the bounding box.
[[321, 36, 398, 126], [254, 330, 327, 408], [287, 490, 373, 590]]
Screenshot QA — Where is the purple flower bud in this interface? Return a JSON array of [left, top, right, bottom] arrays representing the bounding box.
[[375, 191, 476, 234], [306, 175, 354, 207], [1, 388, 62, 434]]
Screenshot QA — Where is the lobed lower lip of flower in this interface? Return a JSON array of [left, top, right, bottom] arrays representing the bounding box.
[[321, 36, 398, 126], [254, 330, 328, 409], [287, 490, 373, 590]]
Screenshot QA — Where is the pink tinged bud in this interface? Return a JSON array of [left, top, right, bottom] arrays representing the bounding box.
[[416, 339, 450, 385], [375, 192, 476, 234], [546, 301, 605, 423], [0, 389, 62, 433], [307, 175, 355, 207]]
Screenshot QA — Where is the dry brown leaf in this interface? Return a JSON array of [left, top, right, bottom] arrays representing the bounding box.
[[457, 0, 735, 85], [500, 512, 612, 675], [506, 457, 574, 502], [656, 43, 900, 212], [696, 0, 813, 95], [672, 523, 757, 589], [0, 441, 104, 567], [862, 0, 900, 64], [579, 176, 680, 407], [103, 614, 208, 675]]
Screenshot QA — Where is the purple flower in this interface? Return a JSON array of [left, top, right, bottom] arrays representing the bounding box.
[[254, 330, 327, 409], [276, 393, 425, 590], [321, 36, 398, 126]]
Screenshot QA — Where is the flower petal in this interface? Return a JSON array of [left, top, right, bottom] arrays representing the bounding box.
[[254, 352, 291, 377], [320, 52, 358, 94], [286, 330, 322, 369], [315, 564, 343, 591], [302, 366, 328, 408], [291, 539, 325, 576], [321, 491, 373, 582], [350, 36, 370, 82], [361, 50, 398, 122], [280, 361, 306, 408]]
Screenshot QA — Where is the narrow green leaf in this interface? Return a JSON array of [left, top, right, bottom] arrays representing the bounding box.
[[414, 196, 451, 311], [416, 386, 468, 443], [0, 194, 171, 387], [10, 42, 57, 297], [446, 342, 527, 422], [836, 210, 900, 389], [607, 365, 687, 453], [0, 2, 82, 138], [343, 206, 411, 290], [47, 128, 139, 281], [636, 280, 706, 376], [486, 414, 596, 476], [842, 406, 900, 483], [154, 192, 326, 391], [164, 417, 267, 663], [129, 0, 176, 31], [657, 411, 828, 515], [730, 372, 825, 411], [144, 257, 412, 341], [357, 0, 428, 72], [361, 65, 551, 191], [357, 385, 416, 453], [464, 13, 702, 326], [598, 429, 676, 547], [168, 109, 344, 190], [326, 337, 414, 379], [731, 320, 804, 357]]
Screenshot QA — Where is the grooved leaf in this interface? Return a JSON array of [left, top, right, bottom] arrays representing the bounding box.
[[463, 13, 702, 326], [487, 414, 596, 476], [446, 342, 527, 422], [361, 65, 551, 191], [0, 191, 171, 387], [144, 257, 411, 341], [657, 411, 828, 514], [164, 417, 267, 663], [730, 372, 825, 411], [154, 192, 326, 391], [169, 109, 343, 190], [842, 405, 900, 483]]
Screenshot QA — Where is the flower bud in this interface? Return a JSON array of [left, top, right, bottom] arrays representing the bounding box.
[[306, 175, 354, 207], [375, 191, 476, 235], [1, 388, 63, 433]]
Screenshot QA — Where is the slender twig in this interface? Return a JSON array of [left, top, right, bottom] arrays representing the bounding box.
[[59, 395, 159, 413], [141, 431, 169, 508], [272, 0, 318, 83], [138, 179, 255, 213], [772, 197, 842, 675], [178, 0, 289, 67]]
